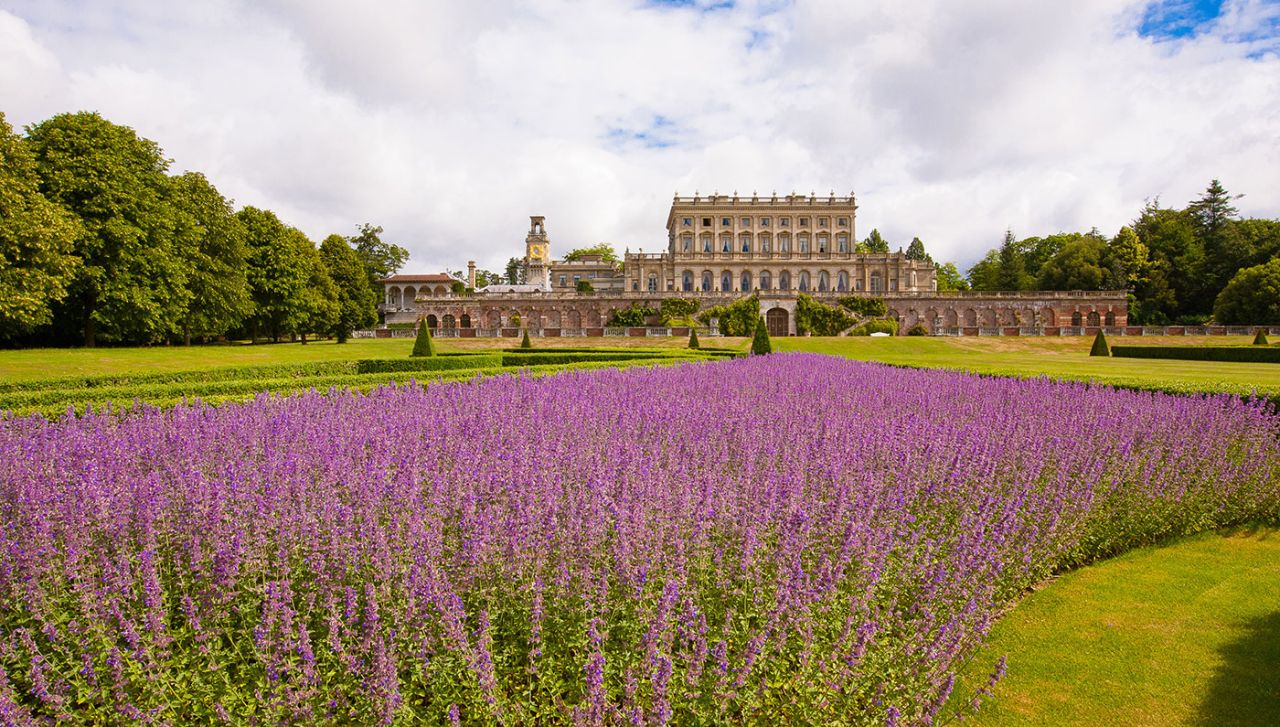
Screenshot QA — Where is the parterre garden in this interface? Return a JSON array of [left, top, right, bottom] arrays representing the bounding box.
[[0, 337, 1277, 724]]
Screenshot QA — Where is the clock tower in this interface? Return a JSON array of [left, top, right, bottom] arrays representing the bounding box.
[[525, 215, 551, 290]]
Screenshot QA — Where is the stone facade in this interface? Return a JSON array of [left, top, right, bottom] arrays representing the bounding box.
[[378, 192, 1128, 335]]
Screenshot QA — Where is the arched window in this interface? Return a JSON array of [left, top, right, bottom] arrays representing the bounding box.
[[1087, 311, 1100, 326], [721, 271, 732, 291], [426, 314, 438, 329], [443, 314, 456, 329], [1071, 311, 1082, 326], [389, 287, 401, 308], [779, 271, 791, 290], [799, 271, 810, 292], [760, 271, 772, 290], [721, 235, 732, 253], [460, 314, 472, 328], [648, 274, 657, 292], [701, 272, 712, 292], [1104, 311, 1115, 326], [817, 271, 829, 292], [869, 272, 882, 292], [682, 271, 693, 292], [741, 234, 751, 253], [837, 271, 849, 292], [740, 271, 752, 292], [404, 286, 417, 305]]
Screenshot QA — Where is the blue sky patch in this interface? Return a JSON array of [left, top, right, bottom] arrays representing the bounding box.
[[646, 0, 736, 11], [1138, 0, 1224, 39], [605, 115, 680, 149]]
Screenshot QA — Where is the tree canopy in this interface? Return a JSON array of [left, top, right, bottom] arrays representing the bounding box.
[[563, 243, 620, 265]]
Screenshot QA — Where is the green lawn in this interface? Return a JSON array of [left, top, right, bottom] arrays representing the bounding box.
[[946, 528, 1280, 726], [776, 335, 1280, 397]]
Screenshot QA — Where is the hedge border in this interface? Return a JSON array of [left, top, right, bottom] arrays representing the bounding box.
[[1111, 346, 1280, 364]]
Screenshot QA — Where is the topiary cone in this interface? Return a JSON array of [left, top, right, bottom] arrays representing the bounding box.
[[1089, 329, 1110, 357], [688, 328, 700, 349], [1253, 328, 1270, 346], [520, 328, 532, 349], [751, 315, 772, 356], [411, 319, 436, 357]]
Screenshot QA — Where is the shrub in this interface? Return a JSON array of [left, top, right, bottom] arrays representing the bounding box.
[[907, 323, 929, 336], [521, 328, 532, 348], [660, 297, 701, 324], [688, 328, 700, 349], [696, 295, 760, 336], [1110, 346, 1280, 363], [751, 315, 772, 355], [1254, 328, 1270, 346], [837, 295, 888, 318], [575, 280, 594, 293], [1214, 258, 1280, 325], [795, 294, 857, 335], [606, 303, 658, 328], [849, 319, 899, 336], [1090, 330, 1111, 357], [411, 320, 436, 357]]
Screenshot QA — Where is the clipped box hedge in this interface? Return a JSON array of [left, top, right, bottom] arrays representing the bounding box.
[[1110, 346, 1280, 364]]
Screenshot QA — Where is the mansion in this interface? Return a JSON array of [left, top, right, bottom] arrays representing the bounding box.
[[379, 192, 1128, 336]]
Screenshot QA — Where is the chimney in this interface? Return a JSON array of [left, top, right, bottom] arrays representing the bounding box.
[[467, 260, 476, 289]]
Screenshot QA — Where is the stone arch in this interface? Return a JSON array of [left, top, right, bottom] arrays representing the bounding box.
[[585, 308, 602, 327], [485, 309, 501, 328], [426, 314, 439, 329], [887, 308, 900, 320], [943, 308, 958, 327], [766, 307, 789, 337], [566, 310, 581, 329], [506, 308, 521, 327], [963, 308, 977, 326], [442, 314, 456, 329], [980, 308, 996, 327], [404, 285, 417, 304], [460, 314, 472, 328], [1040, 308, 1056, 326], [388, 287, 402, 308]]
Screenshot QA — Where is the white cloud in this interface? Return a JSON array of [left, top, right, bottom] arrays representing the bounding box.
[[0, 0, 1277, 274]]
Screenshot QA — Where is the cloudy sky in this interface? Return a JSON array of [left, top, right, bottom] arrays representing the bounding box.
[[2, 0, 1278, 274]]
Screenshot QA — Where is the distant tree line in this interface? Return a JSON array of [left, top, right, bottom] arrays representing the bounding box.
[[964, 180, 1280, 324], [0, 110, 410, 347]]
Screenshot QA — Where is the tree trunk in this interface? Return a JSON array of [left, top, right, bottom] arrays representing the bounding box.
[[183, 324, 191, 346], [84, 314, 96, 348]]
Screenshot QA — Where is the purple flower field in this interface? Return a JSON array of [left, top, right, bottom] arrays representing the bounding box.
[[1, 353, 1277, 724]]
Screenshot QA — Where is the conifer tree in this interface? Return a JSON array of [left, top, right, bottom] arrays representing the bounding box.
[[688, 328, 700, 349], [751, 315, 772, 355], [411, 318, 435, 357], [1089, 329, 1110, 357], [1253, 328, 1269, 346], [520, 328, 532, 349]]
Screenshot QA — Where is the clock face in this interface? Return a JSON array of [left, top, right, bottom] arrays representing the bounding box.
[[530, 244, 546, 261]]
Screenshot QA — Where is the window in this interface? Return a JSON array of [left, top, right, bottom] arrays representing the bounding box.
[[838, 235, 849, 253], [855, 278, 863, 291], [740, 271, 751, 292], [721, 272, 732, 291], [682, 271, 693, 292], [798, 217, 809, 226], [741, 236, 751, 253], [721, 235, 732, 253], [870, 272, 882, 292], [837, 271, 849, 292], [838, 217, 849, 227], [819, 217, 829, 228], [799, 234, 809, 253], [760, 271, 771, 290], [779, 271, 791, 290], [760, 217, 771, 227], [818, 235, 828, 253], [890, 278, 897, 292], [778, 235, 788, 253], [818, 271, 829, 292], [702, 272, 712, 291], [559, 275, 567, 286], [740, 217, 751, 226], [682, 235, 692, 252], [703, 217, 712, 227], [760, 235, 771, 253], [779, 217, 790, 228], [573, 275, 581, 284], [682, 217, 692, 227], [799, 271, 810, 292], [648, 274, 657, 292], [722, 217, 731, 227], [702, 236, 712, 253]]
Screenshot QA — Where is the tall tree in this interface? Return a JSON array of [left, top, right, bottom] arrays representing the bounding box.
[[904, 237, 932, 263], [1134, 200, 1204, 320], [966, 249, 1002, 291], [238, 207, 308, 342], [1036, 234, 1107, 290], [1102, 226, 1149, 291], [292, 230, 339, 343], [935, 262, 969, 292], [319, 233, 375, 343], [0, 112, 80, 338], [349, 223, 408, 295], [995, 230, 1030, 290], [26, 111, 188, 346], [1214, 258, 1280, 325], [505, 257, 525, 285], [862, 228, 890, 253], [167, 172, 251, 344]]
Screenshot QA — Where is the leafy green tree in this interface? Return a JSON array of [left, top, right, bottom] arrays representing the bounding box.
[[411, 318, 436, 356], [904, 237, 932, 263], [935, 262, 969, 291], [797, 294, 857, 335], [1036, 234, 1107, 290], [292, 230, 339, 343], [319, 234, 376, 343], [966, 250, 1002, 291], [167, 172, 251, 344], [1214, 258, 1280, 325], [606, 303, 657, 328], [563, 243, 620, 265], [863, 228, 890, 253], [1134, 201, 1204, 320], [349, 223, 408, 296], [1102, 226, 1149, 291], [26, 111, 189, 346], [238, 207, 308, 342], [696, 295, 760, 336], [659, 297, 699, 324], [0, 112, 80, 338]]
